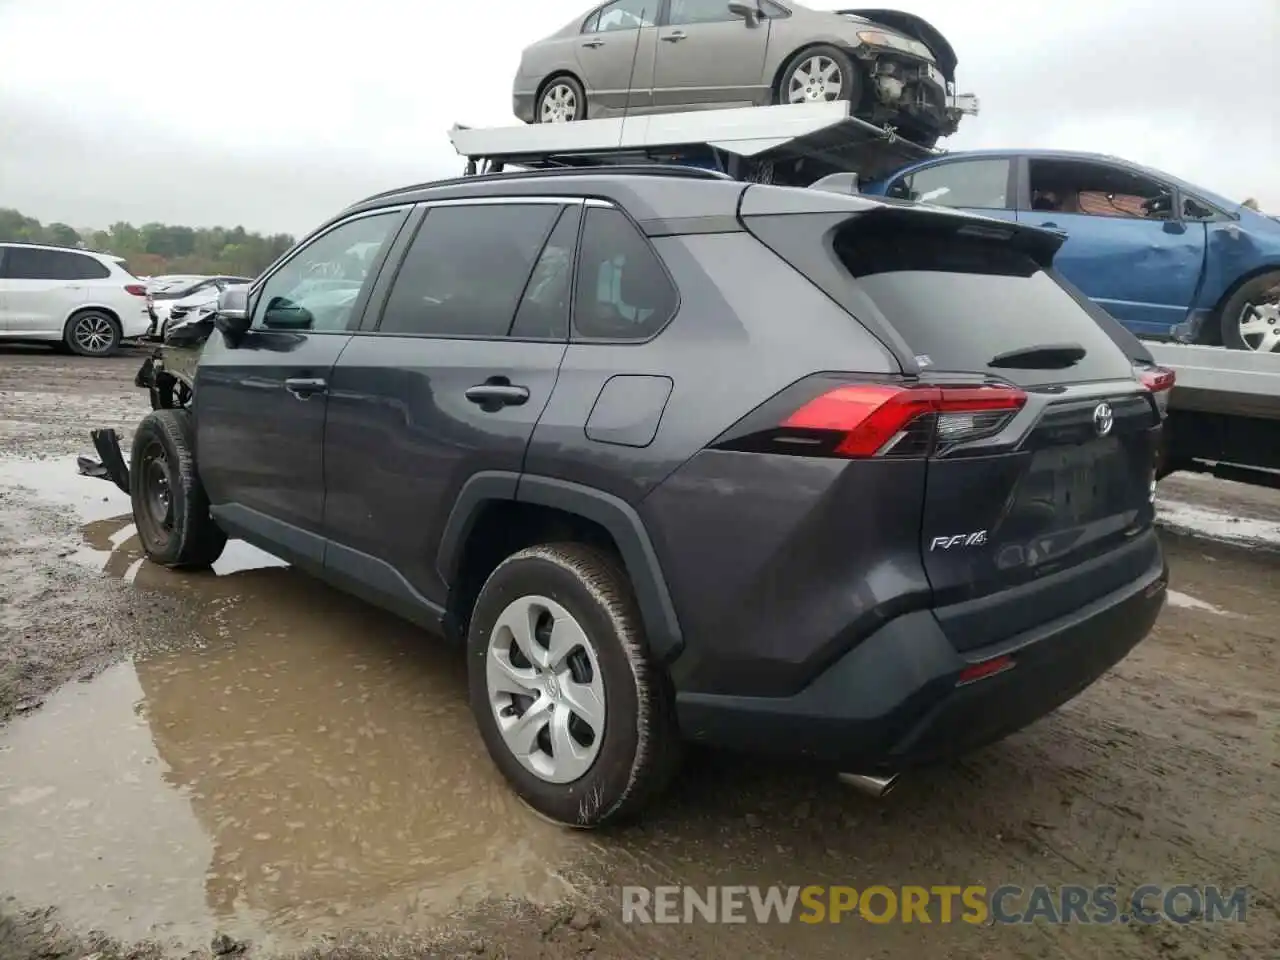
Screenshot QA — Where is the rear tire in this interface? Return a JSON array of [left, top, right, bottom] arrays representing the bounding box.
[[129, 408, 227, 569], [534, 75, 587, 123], [467, 543, 680, 827], [64, 310, 122, 357], [1219, 270, 1280, 352]]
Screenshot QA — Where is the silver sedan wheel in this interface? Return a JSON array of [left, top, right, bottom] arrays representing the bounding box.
[[73, 314, 116, 354], [485, 594, 605, 784], [540, 83, 579, 123], [787, 55, 843, 103], [1236, 300, 1280, 352]]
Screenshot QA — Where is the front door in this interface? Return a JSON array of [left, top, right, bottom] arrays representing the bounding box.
[[1018, 157, 1207, 337], [195, 207, 409, 567], [653, 0, 770, 109], [322, 200, 578, 609]]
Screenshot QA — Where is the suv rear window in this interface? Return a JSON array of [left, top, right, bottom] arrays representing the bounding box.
[[750, 213, 1135, 385]]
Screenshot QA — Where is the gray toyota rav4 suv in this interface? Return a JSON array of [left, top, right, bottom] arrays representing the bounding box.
[[117, 166, 1168, 827]]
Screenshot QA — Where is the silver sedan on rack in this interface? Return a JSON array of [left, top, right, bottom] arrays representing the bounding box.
[[512, 0, 977, 147]]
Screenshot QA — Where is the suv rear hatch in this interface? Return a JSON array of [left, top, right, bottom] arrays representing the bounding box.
[[742, 197, 1163, 652]]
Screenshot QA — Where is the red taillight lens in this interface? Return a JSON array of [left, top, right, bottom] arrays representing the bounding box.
[[782, 383, 1027, 458], [1138, 366, 1175, 393], [957, 654, 1015, 686], [124, 284, 147, 297]]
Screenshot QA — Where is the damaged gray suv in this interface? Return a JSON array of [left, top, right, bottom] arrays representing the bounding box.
[[87, 165, 1168, 827]]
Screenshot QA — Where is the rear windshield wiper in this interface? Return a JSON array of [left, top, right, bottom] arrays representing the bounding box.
[[988, 342, 1086, 369]]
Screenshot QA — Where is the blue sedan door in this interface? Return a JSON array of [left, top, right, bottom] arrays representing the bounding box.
[[1017, 156, 1206, 337]]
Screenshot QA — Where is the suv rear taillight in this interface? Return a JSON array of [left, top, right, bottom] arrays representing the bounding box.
[[717, 381, 1027, 459], [1136, 364, 1174, 417], [124, 284, 148, 297]]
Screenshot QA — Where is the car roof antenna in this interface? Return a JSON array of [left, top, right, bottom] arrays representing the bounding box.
[[620, 7, 647, 135]]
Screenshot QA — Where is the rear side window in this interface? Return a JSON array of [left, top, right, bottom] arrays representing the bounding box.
[[573, 207, 677, 341], [380, 203, 561, 338], [510, 206, 580, 340], [1, 247, 110, 280], [887, 158, 1011, 210], [833, 221, 1135, 384]]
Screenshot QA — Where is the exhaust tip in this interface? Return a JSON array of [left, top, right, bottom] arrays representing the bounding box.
[[838, 772, 899, 798]]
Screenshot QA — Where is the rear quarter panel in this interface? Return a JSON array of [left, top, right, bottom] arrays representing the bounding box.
[[523, 229, 899, 505], [1194, 215, 1280, 312]]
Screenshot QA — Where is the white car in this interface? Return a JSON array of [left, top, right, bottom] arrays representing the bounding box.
[[149, 275, 252, 338], [157, 282, 252, 339], [0, 242, 151, 356]]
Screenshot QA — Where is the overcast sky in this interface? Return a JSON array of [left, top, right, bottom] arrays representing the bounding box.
[[1, 0, 1276, 234]]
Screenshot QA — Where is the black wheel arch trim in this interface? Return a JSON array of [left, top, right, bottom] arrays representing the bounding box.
[[436, 472, 685, 664]]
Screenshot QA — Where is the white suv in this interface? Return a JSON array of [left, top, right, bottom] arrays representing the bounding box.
[[0, 242, 151, 356]]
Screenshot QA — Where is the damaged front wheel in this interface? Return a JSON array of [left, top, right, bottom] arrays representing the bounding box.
[[130, 409, 227, 568]]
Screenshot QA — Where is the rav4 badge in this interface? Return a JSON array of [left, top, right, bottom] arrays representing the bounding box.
[[930, 531, 989, 551]]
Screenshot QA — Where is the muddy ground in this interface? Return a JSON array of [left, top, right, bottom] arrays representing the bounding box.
[[0, 345, 1277, 960]]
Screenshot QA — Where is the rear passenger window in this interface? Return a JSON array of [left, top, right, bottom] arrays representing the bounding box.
[[573, 207, 677, 341], [510, 206, 579, 340], [380, 204, 561, 338]]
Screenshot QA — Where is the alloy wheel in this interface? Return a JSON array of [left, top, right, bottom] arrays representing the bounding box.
[[73, 314, 116, 354], [1236, 300, 1280, 352], [485, 594, 605, 784], [540, 83, 578, 123], [788, 56, 843, 103]]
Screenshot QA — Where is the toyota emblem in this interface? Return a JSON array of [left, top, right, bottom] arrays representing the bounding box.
[[1093, 402, 1114, 437]]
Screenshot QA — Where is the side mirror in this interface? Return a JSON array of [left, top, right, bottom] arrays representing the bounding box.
[[261, 297, 315, 331], [213, 286, 251, 338], [728, 1, 759, 25]]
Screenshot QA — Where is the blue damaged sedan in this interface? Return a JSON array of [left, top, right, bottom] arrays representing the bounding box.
[[860, 150, 1280, 352]]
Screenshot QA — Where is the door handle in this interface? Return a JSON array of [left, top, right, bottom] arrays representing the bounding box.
[[284, 376, 327, 399], [582, 38, 605, 48], [465, 379, 530, 410], [661, 30, 687, 41]]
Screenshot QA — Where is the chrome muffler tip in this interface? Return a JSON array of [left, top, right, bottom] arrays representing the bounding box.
[[837, 772, 899, 798]]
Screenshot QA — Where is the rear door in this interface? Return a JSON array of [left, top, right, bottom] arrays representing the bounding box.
[[744, 203, 1162, 653], [195, 207, 409, 567], [576, 0, 659, 114], [321, 198, 577, 609], [653, 0, 770, 109]]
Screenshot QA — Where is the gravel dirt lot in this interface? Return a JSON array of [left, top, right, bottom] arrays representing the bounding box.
[[1, 346, 1277, 960]]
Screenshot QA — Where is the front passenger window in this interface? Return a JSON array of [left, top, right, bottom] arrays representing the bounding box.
[[251, 211, 401, 332]]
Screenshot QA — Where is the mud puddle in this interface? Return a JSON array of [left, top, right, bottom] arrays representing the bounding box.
[[0, 514, 585, 954]]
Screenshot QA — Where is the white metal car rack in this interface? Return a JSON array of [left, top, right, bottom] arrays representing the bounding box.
[[449, 101, 942, 187]]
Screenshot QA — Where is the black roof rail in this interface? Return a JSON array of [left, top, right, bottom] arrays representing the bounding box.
[[354, 163, 734, 207], [0, 238, 117, 256]]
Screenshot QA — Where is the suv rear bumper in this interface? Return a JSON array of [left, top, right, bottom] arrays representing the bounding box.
[[674, 546, 1167, 770]]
